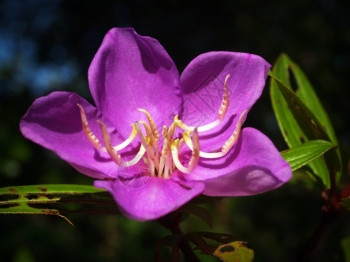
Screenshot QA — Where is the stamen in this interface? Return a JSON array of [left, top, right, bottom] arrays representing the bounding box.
[[97, 120, 121, 165], [135, 122, 159, 169], [162, 125, 168, 140], [188, 128, 200, 168], [138, 108, 159, 140], [113, 124, 138, 151], [183, 110, 247, 159], [158, 138, 170, 178], [221, 109, 247, 154], [139, 120, 158, 151], [171, 128, 200, 173], [77, 104, 102, 150], [174, 74, 230, 133], [167, 121, 177, 139], [79, 75, 245, 179], [119, 145, 146, 167], [218, 74, 230, 120]]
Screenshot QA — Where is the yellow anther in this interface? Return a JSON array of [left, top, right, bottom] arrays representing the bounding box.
[[182, 130, 192, 148], [170, 130, 199, 174], [77, 103, 102, 150], [174, 115, 191, 130]]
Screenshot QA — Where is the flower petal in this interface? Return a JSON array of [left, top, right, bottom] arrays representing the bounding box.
[[182, 127, 292, 195], [179, 52, 270, 150], [89, 28, 182, 138], [94, 176, 205, 221], [20, 91, 122, 179]]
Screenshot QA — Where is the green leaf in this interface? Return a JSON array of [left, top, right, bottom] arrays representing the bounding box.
[[270, 54, 341, 188], [185, 232, 240, 256], [0, 184, 116, 224], [213, 241, 254, 262], [341, 236, 350, 262], [342, 197, 350, 210], [281, 140, 335, 171]]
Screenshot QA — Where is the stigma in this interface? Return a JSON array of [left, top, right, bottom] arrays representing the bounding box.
[[77, 74, 247, 179]]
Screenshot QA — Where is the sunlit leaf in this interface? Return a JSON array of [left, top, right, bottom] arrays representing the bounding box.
[[281, 140, 335, 171], [0, 184, 117, 224], [186, 232, 242, 258], [213, 241, 254, 262], [270, 54, 341, 188]]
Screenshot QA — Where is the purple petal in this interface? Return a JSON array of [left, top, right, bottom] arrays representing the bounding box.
[[20, 91, 122, 179], [181, 128, 291, 195], [94, 176, 205, 221], [179, 52, 270, 150], [89, 28, 182, 138]]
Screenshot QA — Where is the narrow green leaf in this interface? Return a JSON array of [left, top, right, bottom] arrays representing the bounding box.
[[0, 184, 104, 195], [281, 140, 335, 171], [270, 54, 341, 188], [288, 58, 340, 150], [0, 184, 116, 223], [271, 73, 331, 186]]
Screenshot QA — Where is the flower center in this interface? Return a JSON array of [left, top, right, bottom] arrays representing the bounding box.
[[77, 74, 247, 179]]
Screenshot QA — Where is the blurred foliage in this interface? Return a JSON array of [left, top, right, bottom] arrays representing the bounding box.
[[1, 0, 349, 261]]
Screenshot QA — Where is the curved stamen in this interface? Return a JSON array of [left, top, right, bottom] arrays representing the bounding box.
[[139, 120, 158, 150], [79, 75, 246, 179], [221, 109, 247, 154], [113, 124, 138, 151], [135, 122, 159, 169], [77, 104, 102, 150], [188, 128, 200, 168], [97, 120, 121, 165], [171, 128, 200, 173], [174, 74, 230, 133], [218, 74, 230, 120], [183, 110, 247, 159], [119, 145, 146, 167], [138, 108, 159, 140]]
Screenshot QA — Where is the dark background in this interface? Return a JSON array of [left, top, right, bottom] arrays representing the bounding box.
[[1, 0, 350, 261]]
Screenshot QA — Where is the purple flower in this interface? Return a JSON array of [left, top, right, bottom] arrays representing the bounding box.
[[20, 28, 292, 221]]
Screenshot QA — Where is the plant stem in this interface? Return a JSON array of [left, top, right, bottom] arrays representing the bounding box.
[[298, 184, 341, 262], [298, 209, 338, 262], [158, 212, 200, 262]]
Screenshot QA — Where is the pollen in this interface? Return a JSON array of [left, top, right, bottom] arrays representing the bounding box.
[[77, 74, 245, 179]]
